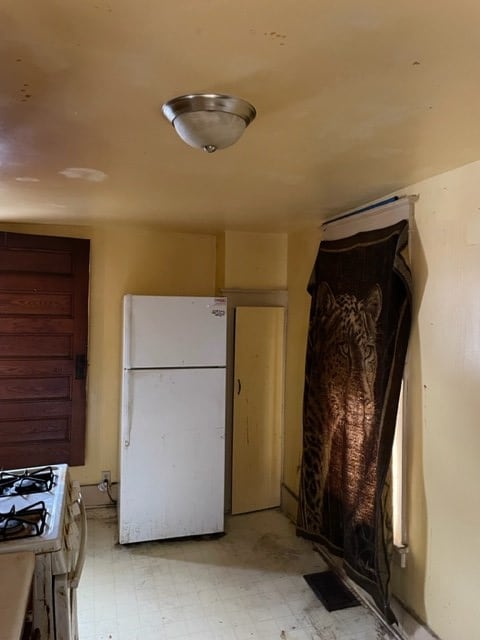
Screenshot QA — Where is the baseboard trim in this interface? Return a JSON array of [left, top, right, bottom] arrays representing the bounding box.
[[80, 482, 118, 508], [391, 598, 439, 640], [280, 483, 298, 522]]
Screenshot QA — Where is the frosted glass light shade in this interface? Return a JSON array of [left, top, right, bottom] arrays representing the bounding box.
[[162, 93, 256, 153], [174, 111, 246, 151]]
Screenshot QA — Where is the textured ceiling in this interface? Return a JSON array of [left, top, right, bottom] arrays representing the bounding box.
[[1, 1, 479, 232]]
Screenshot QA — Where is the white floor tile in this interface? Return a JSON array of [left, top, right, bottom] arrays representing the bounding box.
[[78, 508, 395, 640]]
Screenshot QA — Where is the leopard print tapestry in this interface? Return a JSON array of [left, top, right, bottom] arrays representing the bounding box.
[[297, 220, 411, 623]]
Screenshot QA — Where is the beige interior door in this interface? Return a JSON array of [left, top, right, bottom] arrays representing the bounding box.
[[232, 306, 285, 514]]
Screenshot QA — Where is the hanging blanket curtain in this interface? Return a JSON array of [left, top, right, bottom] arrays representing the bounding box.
[[297, 211, 412, 622]]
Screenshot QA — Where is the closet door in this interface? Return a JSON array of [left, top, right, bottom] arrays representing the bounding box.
[[231, 306, 285, 514]]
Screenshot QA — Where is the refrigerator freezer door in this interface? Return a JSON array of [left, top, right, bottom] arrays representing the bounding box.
[[119, 368, 226, 544], [123, 295, 226, 369]]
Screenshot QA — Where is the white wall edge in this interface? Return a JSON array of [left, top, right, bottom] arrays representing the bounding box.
[[391, 598, 440, 640]]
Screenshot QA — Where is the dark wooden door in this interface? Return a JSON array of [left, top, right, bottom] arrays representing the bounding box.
[[0, 232, 90, 468]]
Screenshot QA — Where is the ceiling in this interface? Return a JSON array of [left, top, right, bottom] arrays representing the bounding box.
[[1, 1, 479, 233]]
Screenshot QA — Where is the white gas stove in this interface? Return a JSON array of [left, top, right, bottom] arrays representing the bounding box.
[[0, 464, 87, 640]]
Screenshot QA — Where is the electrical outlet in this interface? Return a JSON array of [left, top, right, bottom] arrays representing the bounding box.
[[98, 470, 111, 492]]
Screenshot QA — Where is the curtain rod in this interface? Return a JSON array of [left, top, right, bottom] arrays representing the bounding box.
[[322, 196, 400, 228]]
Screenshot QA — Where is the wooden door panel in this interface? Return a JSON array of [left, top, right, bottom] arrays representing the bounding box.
[[1, 317, 73, 333], [0, 442, 72, 468], [0, 376, 70, 400], [0, 399, 72, 420], [0, 335, 72, 358], [0, 232, 89, 468], [0, 360, 72, 376], [0, 292, 73, 315], [0, 248, 72, 273], [0, 273, 73, 291], [0, 419, 68, 443], [231, 306, 285, 514]]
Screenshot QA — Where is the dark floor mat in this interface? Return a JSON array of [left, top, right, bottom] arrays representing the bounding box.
[[303, 570, 360, 611]]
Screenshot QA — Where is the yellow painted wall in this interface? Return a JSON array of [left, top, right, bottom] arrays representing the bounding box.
[[283, 229, 321, 496], [284, 160, 480, 640], [391, 161, 480, 640], [0, 222, 216, 485], [215, 233, 226, 291], [224, 230, 287, 289]]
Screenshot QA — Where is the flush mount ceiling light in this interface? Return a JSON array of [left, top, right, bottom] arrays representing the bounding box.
[[161, 93, 256, 153]]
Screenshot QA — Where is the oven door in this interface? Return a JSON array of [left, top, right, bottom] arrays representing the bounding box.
[[53, 574, 75, 640], [53, 481, 87, 640]]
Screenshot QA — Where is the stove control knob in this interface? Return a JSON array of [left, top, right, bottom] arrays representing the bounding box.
[[67, 520, 80, 550]]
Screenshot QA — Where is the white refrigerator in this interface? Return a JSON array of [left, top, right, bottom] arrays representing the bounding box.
[[119, 295, 227, 544]]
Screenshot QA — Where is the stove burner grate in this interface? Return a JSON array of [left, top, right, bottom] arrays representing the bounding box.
[[0, 466, 54, 496], [3, 517, 26, 536], [0, 501, 47, 540]]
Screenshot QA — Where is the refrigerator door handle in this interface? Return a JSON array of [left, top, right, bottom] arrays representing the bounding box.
[[123, 374, 133, 447], [125, 402, 133, 447]]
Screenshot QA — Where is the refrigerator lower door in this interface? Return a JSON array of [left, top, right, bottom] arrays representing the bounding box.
[[119, 368, 226, 544]]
